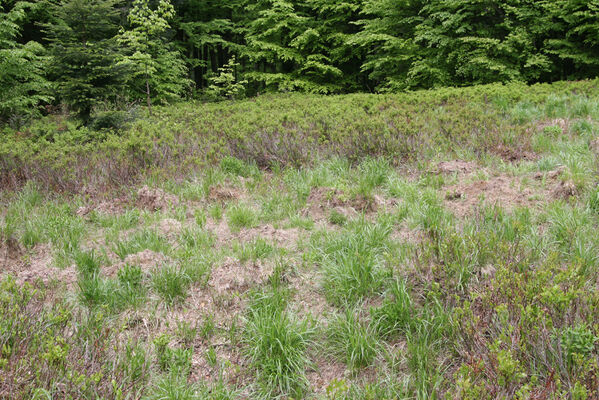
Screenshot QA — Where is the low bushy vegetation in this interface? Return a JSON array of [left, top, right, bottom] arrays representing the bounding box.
[[2, 80, 599, 192], [2, 81, 599, 399]]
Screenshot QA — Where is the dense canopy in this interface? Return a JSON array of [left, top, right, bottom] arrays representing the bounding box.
[[2, 0, 599, 123]]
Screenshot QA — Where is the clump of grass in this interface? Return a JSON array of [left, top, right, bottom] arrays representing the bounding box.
[[226, 204, 257, 230], [260, 192, 297, 222], [327, 308, 379, 371], [180, 255, 212, 285], [151, 266, 191, 305], [243, 289, 314, 398], [179, 227, 215, 251], [112, 229, 170, 260], [220, 155, 257, 177], [328, 209, 347, 225], [318, 220, 392, 306], [285, 214, 314, 230], [371, 279, 415, 338], [354, 157, 391, 199], [75, 250, 147, 310], [116, 264, 147, 308], [90, 209, 140, 231], [235, 238, 275, 263], [209, 203, 223, 221], [144, 373, 197, 400]]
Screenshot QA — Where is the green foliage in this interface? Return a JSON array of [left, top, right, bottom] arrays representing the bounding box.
[[151, 265, 191, 305], [227, 203, 257, 230], [220, 155, 252, 177], [206, 56, 247, 100], [117, 0, 190, 110], [371, 279, 414, 338], [44, 0, 124, 120], [327, 308, 379, 370], [242, 289, 314, 398], [0, 1, 51, 125], [5, 0, 599, 122], [560, 324, 598, 366], [317, 220, 391, 306]]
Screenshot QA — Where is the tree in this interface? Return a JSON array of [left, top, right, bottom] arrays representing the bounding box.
[[175, 0, 242, 90], [44, 0, 125, 120], [118, 0, 190, 114], [544, 0, 599, 80], [0, 1, 51, 125], [206, 55, 247, 99], [350, 0, 426, 91], [305, 0, 366, 92]]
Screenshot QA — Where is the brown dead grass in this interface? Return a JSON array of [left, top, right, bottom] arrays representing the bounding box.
[[1, 243, 77, 286], [106, 249, 171, 277], [304, 187, 393, 222], [137, 186, 179, 211], [443, 165, 576, 217], [209, 257, 273, 294]]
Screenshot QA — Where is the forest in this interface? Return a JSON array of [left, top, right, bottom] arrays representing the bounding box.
[[2, 0, 599, 125]]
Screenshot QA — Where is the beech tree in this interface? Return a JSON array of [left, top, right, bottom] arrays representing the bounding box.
[[118, 0, 190, 114]]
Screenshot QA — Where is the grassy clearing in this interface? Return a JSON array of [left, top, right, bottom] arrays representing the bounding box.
[[2, 82, 599, 399]]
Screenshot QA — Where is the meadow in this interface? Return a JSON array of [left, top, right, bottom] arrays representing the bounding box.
[[1, 80, 599, 399]]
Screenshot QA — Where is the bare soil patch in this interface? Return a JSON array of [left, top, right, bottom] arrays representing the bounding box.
[[1, 237, 23, 266], [204, 218, 301, 249], [209, 257, 273, 294], [444, 175, 535, 217], [137, 186, 179, 211], [305, 187, 384, 221], [289, 270, 334, 323], [493, 144, 537, 162], [106, 249, 171, 277], [76, 197, 130, 217], [157, 218, 182, 237], [534, 118, 569, 133], [238, 224, 301, 248], [208, 184, 243, 203], [436, 160, 477, 175], [1, 243, 77, 286], [444, 167, 576, 217], [306, 358, 348, 395]]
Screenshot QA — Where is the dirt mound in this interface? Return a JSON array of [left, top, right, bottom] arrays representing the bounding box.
[[493, 144, 536, 163], [552, 180, 577, 199], [204, 218, 233, 243], [390, 225, 425, 244], [106, 249, 171, 276], [306, 187, 377, 220], [533, 165, 566, 180], [444, 167, 576, 217], [157, 218, 182, 237], [535, 118, 569, 133], [209, 257, 273, 293], [533, 166, 577, 200], [1, 244, 77, 286], [76, 197, 129, 217], [444, 175, 537, 217], [125, 249, 170, 270], [437, 160, 477, 175], [137, 186, 179, 211], [1, 237, 23, 264], [238, 224, 300, 247], [208, 185, 242, 202]]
